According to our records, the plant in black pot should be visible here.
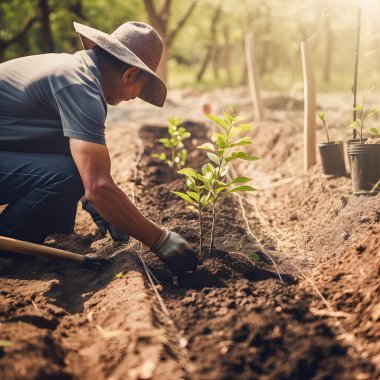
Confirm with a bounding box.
[318,112,346,176]
[348,94,380,195]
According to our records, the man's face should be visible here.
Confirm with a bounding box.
[106,67,149,106]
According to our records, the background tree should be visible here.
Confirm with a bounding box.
[142,0,197,82]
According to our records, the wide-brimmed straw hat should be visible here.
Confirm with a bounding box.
[74,21,167,107]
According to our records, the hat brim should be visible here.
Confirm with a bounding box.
[73,22,167,107]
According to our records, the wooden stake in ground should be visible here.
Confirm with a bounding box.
[245,33,265,120]
[301,40,316,172]
[352,7,362,139]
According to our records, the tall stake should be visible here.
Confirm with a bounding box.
[352,7,361,139]
[301,40,317,173]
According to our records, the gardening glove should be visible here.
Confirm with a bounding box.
[82,200,130,242]
[151,230,198,276]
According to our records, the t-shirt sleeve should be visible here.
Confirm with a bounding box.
[54,84,106,145]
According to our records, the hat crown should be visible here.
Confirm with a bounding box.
[111,22,163,72]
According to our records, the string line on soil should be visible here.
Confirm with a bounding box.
[225,169,284,282]
[228,164,350,335]
[126,129,194,374]
[229,166,374,360]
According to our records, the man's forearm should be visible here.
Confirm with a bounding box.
[85,180,163,247]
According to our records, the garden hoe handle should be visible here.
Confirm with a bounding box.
[0,236,111,271]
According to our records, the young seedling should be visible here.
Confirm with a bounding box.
[173,111,259,256]
[318,112,330,143]
[348,88,378,143]
[151,117,191,177]
[172,168,210,253]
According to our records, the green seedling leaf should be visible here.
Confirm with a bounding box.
[227,185,257,193]
[353,105,363,112]
[231,115,247,123]
[369,127,379,135]
[178,167,198,178]
[115,272,125,279]
[216,185,227,195]
[206,114,229,131]
[197,142,215,152]
[207,152,221,165]
[151,152,167,161]
[187,191,200,202]
[0,340,13,347]
[168,116,182,126]
[223,111,234,123]
[219,164,229,177]
[365,108,378,119]
[202,163,216,177]
[225,152,260,162]
[230,137,253,147]
[229,124,255,138]
[318,111,326,121]
[211,133,227,148]
[348,121,360,130]
[249,253,260,262]
[172,191,194,204]
[153,117,190,175]
[227,176,252,185]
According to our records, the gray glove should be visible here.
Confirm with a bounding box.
[82,200,130,242]
[151,230,198,276]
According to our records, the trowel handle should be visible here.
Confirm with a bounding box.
[0,236,84,264]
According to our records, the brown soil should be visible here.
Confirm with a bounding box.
[0,89,379,380]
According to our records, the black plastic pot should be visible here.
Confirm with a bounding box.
[349,143,380,195]
[346,138,368,170]
[318,141,346,176]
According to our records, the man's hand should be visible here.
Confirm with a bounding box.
[151,230,198,276]
[82,200,130,242]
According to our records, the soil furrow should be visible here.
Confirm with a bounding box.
[134,122,375,380]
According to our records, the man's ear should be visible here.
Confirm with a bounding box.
[122,67,141,84]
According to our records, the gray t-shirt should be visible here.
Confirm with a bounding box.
[0,49,107,155]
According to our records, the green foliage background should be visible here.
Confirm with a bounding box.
[1,0,380,91]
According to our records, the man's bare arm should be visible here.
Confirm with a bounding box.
[69,138,163,247]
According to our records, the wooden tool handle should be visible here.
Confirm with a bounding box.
[0,236,85,264]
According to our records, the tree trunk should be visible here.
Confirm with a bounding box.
[143,0,197,83]
[323,15,333,83]
[196,0,223,82]
[259,3,272,75]
[212,46,221,80]
[223,25,233,87]
[240,38,248,85]
[39,0,55,52]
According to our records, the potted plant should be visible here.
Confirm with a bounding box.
[317,112,346,176]
[348,93,380,194]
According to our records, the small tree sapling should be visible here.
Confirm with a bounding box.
[172,167,210,253]
[317,111,346,176]
[151,117,191,177]
[173,111,259,256]
[318,111,330,143]
[348,89,378,143]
